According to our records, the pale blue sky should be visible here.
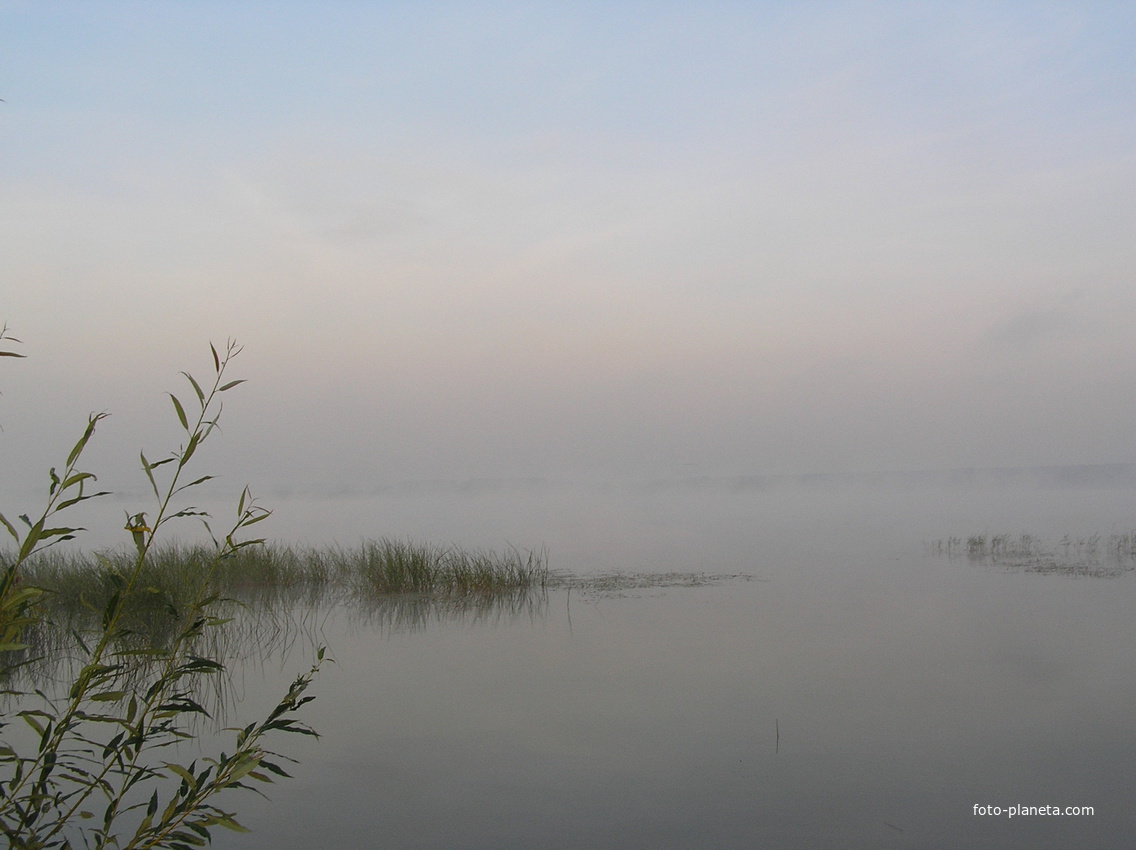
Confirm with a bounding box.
[3,1,1136,500]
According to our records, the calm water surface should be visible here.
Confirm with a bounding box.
[204,478,1136,848]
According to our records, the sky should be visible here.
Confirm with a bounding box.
[3,1,1136,506]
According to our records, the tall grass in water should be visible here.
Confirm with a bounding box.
[350,539,547,594]
[18,539,549,624]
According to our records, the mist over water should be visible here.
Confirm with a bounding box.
[169,469,1136,849]
[23,462,1136,573]
[6,4,1136,843]
[233,464,1136,570]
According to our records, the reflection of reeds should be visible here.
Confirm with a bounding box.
[346,586,550,636]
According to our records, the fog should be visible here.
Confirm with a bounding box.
[3,2,1136,513]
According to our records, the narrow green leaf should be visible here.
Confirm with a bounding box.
[259,759,292,778]
[101,731,125,758]
[2,586,43,609]
[173,475,214,495]
[180,432,201,467]
[216,815,250,832]
[165,762,197,788]
[161,794,181,824]
[102,590,121,631]
[0,512,18,541]
[72,629,91,653]
[66,413,105,467]
[168,508,210,519]
[56,490,111,511]
[16,518,44,561]
[38,525,83,540]
[186,822,211,840]
[62,471,97,488]
[19,712,46,736]
[90,690,127,702]
[169,393,189,430]
[218,379,246,392]
[141,451,160,499]
[157,696,210,716]
[184,656,224,672]
[182,370,205,404]
[210,342,220,372]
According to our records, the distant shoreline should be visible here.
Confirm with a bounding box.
[260,463,1136,497]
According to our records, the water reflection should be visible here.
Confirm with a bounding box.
[10,473,1136,848]
[207,564,1136,850]
[4,578,557,724]
[346,584,549,636]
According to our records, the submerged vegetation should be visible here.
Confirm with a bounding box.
[928,532,1136,578]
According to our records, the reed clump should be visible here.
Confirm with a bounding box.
[18,539,548,624]
[350,539,548,594]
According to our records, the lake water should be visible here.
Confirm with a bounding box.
[183,472,1136,848]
